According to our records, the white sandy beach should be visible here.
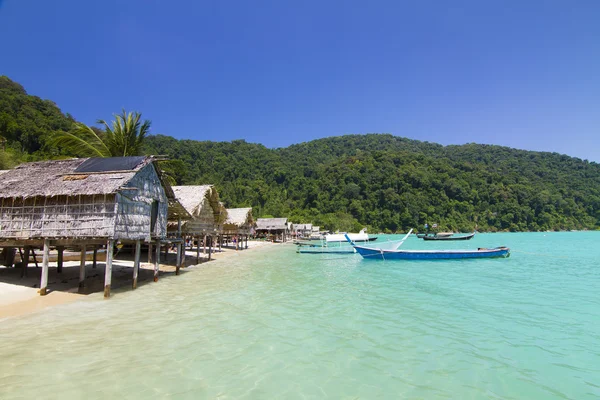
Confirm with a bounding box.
[0,240,277,320]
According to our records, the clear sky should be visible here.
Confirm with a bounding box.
[1,0,599,161]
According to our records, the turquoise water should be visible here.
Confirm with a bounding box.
[1,232,599,399]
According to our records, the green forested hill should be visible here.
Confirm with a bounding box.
[1,76,599,232]
[144,134,600,233]
[0,76,75,167]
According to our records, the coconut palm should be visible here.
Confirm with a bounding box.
[50,110,151,157]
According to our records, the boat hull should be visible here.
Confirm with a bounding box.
[353,246,510,260]
[421,232,475,241]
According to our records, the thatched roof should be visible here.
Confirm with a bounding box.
[0,157,191,219]
[224,208,254,227]
[294,223,312,231]
[171,185,228,224]
[256,218,288,230]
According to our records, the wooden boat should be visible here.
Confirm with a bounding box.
[421,232,475,241]
[351,245,510,260]
[417,232,453,238]
[345,232,510,260]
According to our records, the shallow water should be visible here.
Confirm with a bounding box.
[0,232,599,399]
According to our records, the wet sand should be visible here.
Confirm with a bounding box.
[0,240,276,320]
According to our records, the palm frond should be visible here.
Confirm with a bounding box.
[48,123,111,157]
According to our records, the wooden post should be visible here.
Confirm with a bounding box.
[21,246,30,278]
[133,240,140,289]
[196,236,200,263]
[104,240,114,298]
[203,235,207,255]
[219,235,222,252]
[245,234,248,249]
[176,243,182,275]
[235,235,239,251]
[92,247,97,268]
[57,246,64,273]
[208,236,212,260]
[148,243,153,263]
[40,239,50,296]
[78,244,86,292]
[154,241,160,282]
[176,217,182,273]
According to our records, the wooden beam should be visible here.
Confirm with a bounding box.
[208,236,212,260]
[92,247,97,268]
[104,240,114,298]
[133,240,140,289]
[148,243,153,263]
[40,239,50,296]
[79,245,86,292]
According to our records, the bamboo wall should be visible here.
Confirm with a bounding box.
[0,194,116,239]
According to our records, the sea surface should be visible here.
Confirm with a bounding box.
[0,232,599,399]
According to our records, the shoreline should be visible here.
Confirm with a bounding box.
[0,240,279,320]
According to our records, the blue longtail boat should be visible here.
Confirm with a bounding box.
[345,231,510,260]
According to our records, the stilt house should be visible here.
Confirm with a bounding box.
[0,156,189,297]
[222,207,254,250]
[255,218,289,242]
[169,185,228,261]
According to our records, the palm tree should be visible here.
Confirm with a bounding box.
[50,110,151,157]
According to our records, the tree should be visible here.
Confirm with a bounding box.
[50,110,151,157]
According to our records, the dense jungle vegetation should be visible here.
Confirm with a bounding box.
[2,75,600,232]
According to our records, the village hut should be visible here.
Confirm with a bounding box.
[255,218,289,242]
[293,223,312,238]
[222,207,254,250]
[169,185,228,261]
[0,156,190,297]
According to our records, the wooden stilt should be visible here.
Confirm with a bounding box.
[31,248,39,268]
[236,235,239,251]
[245,234,248,249]
[208,236,212,260]
[57,246,64,273]
[21,246,30,278]
[133,240,141,289]
[154,241,160,282]
[40,239,50,296]
[219,235,222,252]
[196,236,200,263]
[92,247,97,268]
[176,217,182,274]
[176,243,182,275]
[79,245,86,292]
[203,235,207,255]
[148,243,153,263]
[104,240,114,298]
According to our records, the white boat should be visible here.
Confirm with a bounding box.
[325,228,377,243]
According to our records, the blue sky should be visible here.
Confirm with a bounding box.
[1,0,599,161]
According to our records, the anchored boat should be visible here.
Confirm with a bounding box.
[345,230,510,260]
[421,232,476,241]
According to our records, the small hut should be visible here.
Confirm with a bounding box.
[222,207,254,250]
[0,156,189,297]
[255,218,289,242]
[169,185,228,261]
[294,223,312,238]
